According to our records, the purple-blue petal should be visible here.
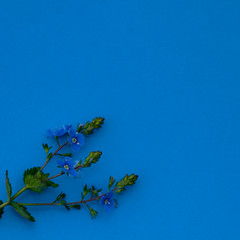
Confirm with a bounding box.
[100,196,106,206]
[106,191,114,199]
[46,129,55,138]
[68,127,77,138]
[63,124,71,131]
[62,167,68,174]
[71,143,81,152]
[55,128,67,137]
[77,133,85,147]
[56,159,65,167]
[108,198,115,209]
[68,169,78,177]
[64,157,75,168]
[104,202,114,212]
[100,191,115,212]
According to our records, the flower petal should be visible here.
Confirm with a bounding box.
[64,157,75,168]
[77,133,85,147]
[56,159,64,167]
[106,191,114,199]
[71,143,81,152]
[100,196,106,206]
[68,169,78,177]
[46,129,55,138]
[108,198,115,209]
[68,127,77,138]
[55,127,67,137]
[63,124,71,131]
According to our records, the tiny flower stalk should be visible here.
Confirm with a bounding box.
[0,117,139,222]
[40,141,69,171]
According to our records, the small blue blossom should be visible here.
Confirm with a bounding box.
[47,125,71,138]
[56,157,77,177]
[67,127,85,152]
[100,191,115,212]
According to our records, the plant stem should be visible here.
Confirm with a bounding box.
[41,141,69,171]
[0,201,9,209]
[18,188,118,207]
[44,172,64,181]
[0,185,29,209]
[55,137,60,147]
[44,164,84,182]
[11,186,28,202]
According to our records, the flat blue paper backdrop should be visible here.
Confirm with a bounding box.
[0,0,240,239]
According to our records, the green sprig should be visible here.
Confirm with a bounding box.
[42,143,52,154]
[5,171,12,202]
[77,151,102,169]
[23,167,58,193]
[11,202,35,222]
[115,174,138,193]
[79,117,105,135]
[0,117,139,222]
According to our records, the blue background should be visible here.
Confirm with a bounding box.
[0,0,239,239]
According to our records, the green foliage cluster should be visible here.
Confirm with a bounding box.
[115,174,138,193]
[11,202,35,222]
[0,117,139,222]
[23,167,58,193]
[78,117,104,135]
[76,151,102,169]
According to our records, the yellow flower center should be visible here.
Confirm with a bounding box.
[64,164,69,170]
[72,138,77,143]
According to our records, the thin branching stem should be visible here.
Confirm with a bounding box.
[41,141,69,171]
[17,188,118,207]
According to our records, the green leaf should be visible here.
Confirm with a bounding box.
[81,185,102,200]
[89,207,98,218]
[64,205,70,210]
[46,152,53,161]
[56,153,72,157]
[42,143,52,154]
[5,171,12,201]
[23,167,58,193]
[11,202,35,222]
[115,188,126,193]
[59,200,67,205]
[90,186,102,198]
[81,151,102,168]
[115,174,138,193]
[75,160,82,168]
[0,201,4,219]
[46,180,59,188]
[81,192,84,201]
[85,203,98,218]
[80,117,104,135]
[108,176,116,191]
[70,204,81,209]
[59,200,70,210]
[83,184,91,196]
[54,192,66,203]
[77,123,83,132]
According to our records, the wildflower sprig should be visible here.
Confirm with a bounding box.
[0,117,138,222]
[76,151,102,169]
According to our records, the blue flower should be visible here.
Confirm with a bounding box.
[56,157,77,177]
[67,127,85,152]
[100,191,115,212]
[47,125,71,138]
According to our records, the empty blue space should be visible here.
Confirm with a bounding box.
[0,0,239,239]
